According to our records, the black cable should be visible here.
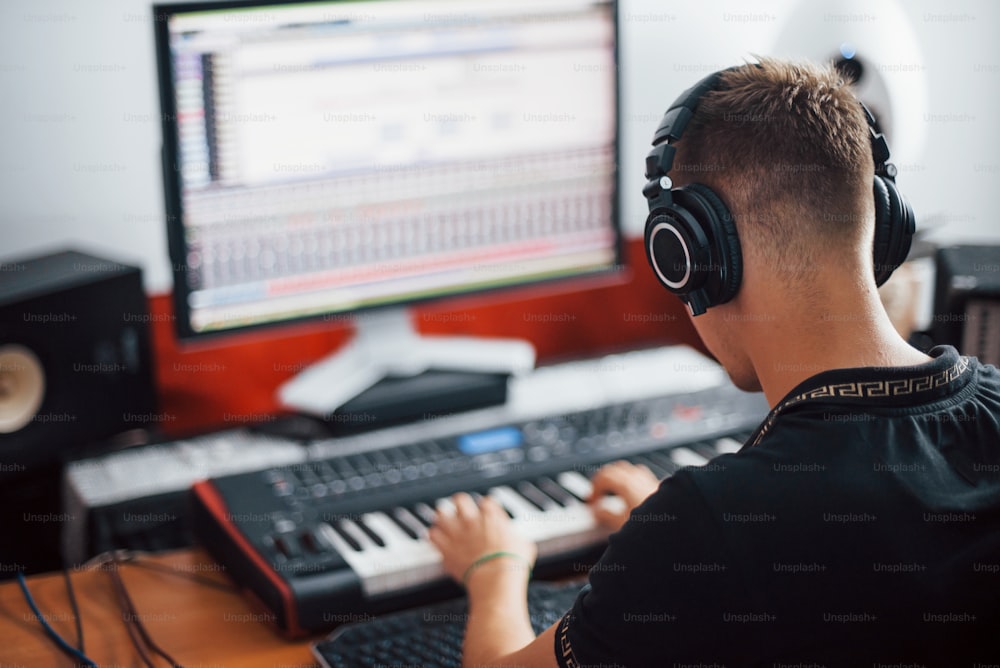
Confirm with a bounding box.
[105,559,158,668]
[15,572,98,668]
[85,549,233,591]
[107,552,186,668]
[123,557,236,592]
[73,548,226,668]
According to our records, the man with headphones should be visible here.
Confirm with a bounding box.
[429,58,1000,666]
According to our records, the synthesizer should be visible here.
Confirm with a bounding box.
[191,379,767,636]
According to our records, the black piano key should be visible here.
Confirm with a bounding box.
[410,503,437,526]
[389,508,422,540]
[689,440,721,461]
[629,454,670,480]
[646,451,680,476]
[354,516,387,547]
[497,502,517,519]
[331,521,363,552]
[271,535,291,559]
[299,531,321,554]
[534,476,574,507]
[517,481,558,511]
[482,491,516,518]
[309,525,337,552]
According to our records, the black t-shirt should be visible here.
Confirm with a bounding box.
[554,346,1000,668]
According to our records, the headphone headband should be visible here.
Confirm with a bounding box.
[642,69,732,212]
[651,70,728,145]
[860,99,898,181]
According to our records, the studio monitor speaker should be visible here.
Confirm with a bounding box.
[0,249,157,477]
[933,245,1000,367]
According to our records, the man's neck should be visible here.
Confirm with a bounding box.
[742,286,933,408]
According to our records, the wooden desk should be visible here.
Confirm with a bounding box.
[0,549,320,667]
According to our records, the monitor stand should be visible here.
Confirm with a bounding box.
[277,308,536,417]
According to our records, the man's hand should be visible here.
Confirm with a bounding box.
[428,493,537,586]
[428,494,556,668]
[589,460,660,531]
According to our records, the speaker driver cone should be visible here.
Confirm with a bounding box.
[0,344,46,433]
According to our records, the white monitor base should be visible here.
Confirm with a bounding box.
[277,309,536,417]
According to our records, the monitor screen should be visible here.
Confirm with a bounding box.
[155,0,621,338]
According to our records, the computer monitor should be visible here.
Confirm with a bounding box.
[154,0,621,414]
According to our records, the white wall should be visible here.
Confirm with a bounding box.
[1,0,997,293]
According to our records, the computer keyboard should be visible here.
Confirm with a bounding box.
[312,580,585,668]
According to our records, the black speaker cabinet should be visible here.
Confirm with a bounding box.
[0,249,157,478]
[933,245,1000,366]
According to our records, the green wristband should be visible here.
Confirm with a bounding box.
[461,551,532,587]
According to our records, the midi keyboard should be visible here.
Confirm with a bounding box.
[191,370,767,635]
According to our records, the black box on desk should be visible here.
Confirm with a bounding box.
[933,245,1000,366]
[0,249,158,476]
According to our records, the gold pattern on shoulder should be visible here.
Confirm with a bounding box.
[750,357,970,447]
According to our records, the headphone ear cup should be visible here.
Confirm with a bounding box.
[677,183,743,305]
[644,207,712,295]
[872,176,914,286]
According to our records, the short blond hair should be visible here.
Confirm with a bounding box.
[672,57,875,279]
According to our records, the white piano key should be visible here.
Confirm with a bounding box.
[489,479,605,551]
[556,470,594,501]
[435,497,457,517]
[595,495,627,516]
[554,470,626,523]
[713,437,743,455]
[362,512,442,591]
[489,485,543,521]
[320,517,440,597]
[525,495,608,556]
[670,447,710,468]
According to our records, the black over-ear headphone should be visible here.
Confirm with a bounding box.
[642,66,916,316]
